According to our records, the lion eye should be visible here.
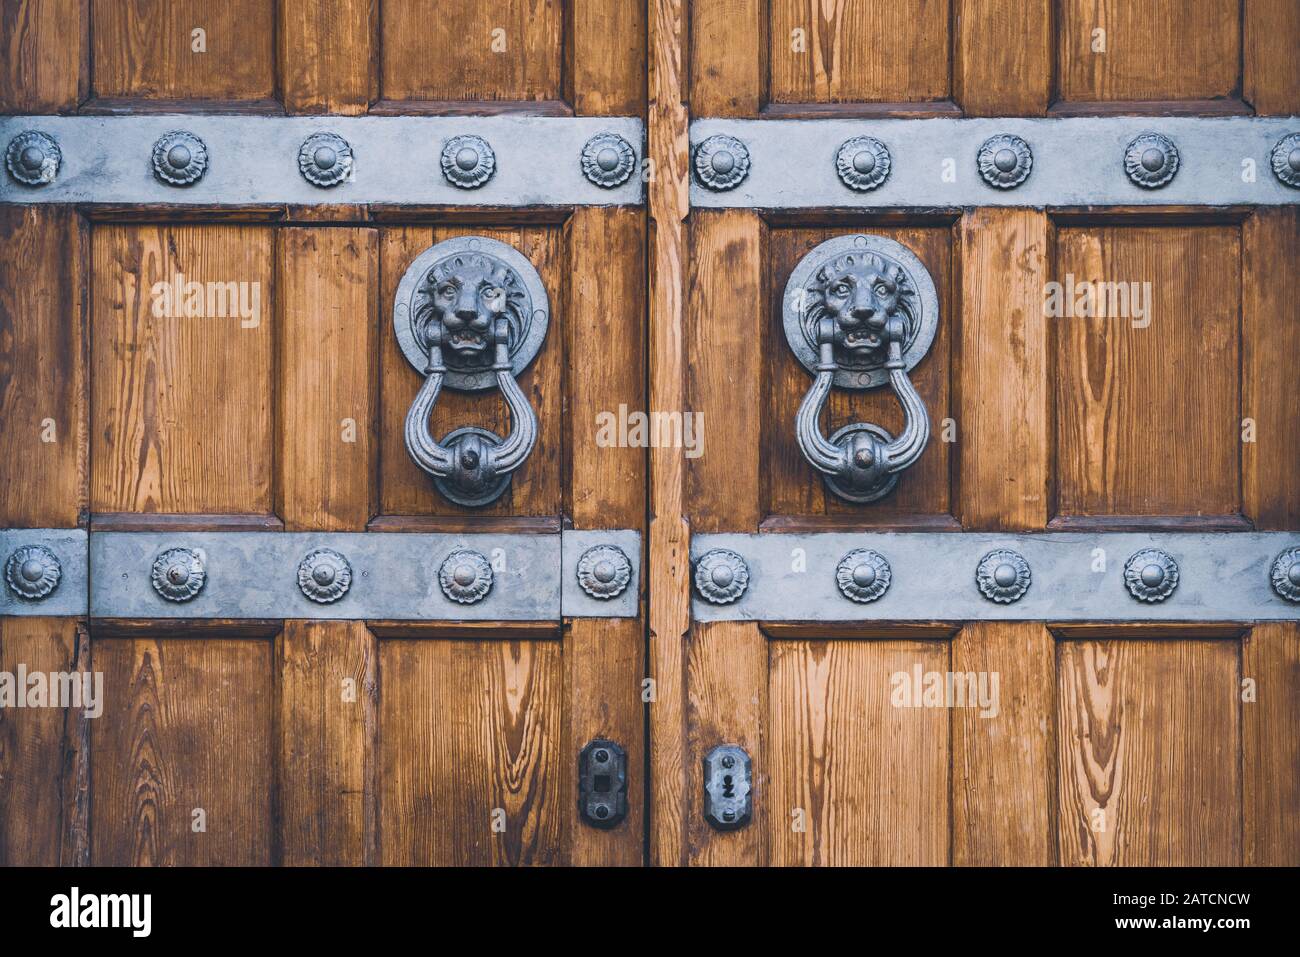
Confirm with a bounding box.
[483,286,502,299]
[874,281,892,295]
[831,282,851,297]
[437,283,456,298]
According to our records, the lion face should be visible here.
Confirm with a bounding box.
[803,252,919,367]
[415,253,530,367]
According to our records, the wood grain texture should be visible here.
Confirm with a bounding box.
[0,617,89,866]
[91,225,275,515]
[0,207,87,528]
[571,0,645,115]
[380,0,562,104]
[1056,638,1241,866]
[1242,622,1300,866]
[1056,0,1239,104]
[766,226,952,522]
[1243,208,1300,529]
[690,0,763,116]
[277,227,378,531]
[768,638,949,866]
[379,639,564,865]
[954,0,1050,115]
[952,622,1055,865]
[957,210,1049,529]
[1053,225,1240,520]
[279,620,377,866]
[1245,0,1300,114]
[91,0,275,102]
[768,0,949,105]
[378,224,563,520]
[0,0,87,111]
[91,636,275,866]
[279,0,376,114]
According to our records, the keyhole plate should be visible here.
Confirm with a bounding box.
[703,744,752,831]
[579,738,628,829]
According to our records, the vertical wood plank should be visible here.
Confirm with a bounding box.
[1244,0,1300,114]
[277,227,378,531]
[1243,208,1300,529]
[957,209,1049,530]
[279,620,377,866]
[954,0,1050,115]
[0,207,87,528]
[0,0,87,111]
[952,622,1055,865]
[690,0,763,116]
[1242,622,1300,866]
[571,0,645,115]
[279,0,376,114]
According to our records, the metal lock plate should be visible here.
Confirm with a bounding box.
[703,744,752,831]
[578,739,628,829]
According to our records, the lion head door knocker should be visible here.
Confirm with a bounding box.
[782,234,937,503]
[394,236,549,507]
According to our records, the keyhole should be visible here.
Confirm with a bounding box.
[721,774,735,798]
[594,773,611,794]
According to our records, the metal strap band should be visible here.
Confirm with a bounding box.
[692,532,1300,622]
[0,115,643,207]
[0,528,88,617]
[691,116,1300,208]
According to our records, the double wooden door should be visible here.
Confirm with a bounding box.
[1,0,1297,867]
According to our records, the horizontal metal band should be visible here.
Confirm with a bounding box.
[0,529,88,617]
[0,115,643,206]
[691,116,1300,208]
[691,532,1300,622]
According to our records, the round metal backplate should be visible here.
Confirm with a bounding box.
[823,422,899,503]
[782,234,939,390]
[433,426,513,507]
[393,235,549,392]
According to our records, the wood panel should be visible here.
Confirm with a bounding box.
[1053,225,1240,520]
[571,0,645,115]
[378,638,565,865]
[279,620,377,866]
[768,638,949,866]
[91,0,276,104]
[279,0,376,114]
[765,226,953,522]
[277,227,378,531]
[954,0,1050,115]
[952,622,1055,865]
[957,210,1049,530]
[0,207,87,528]
[689,0,763,116]
[91,636,275,866]
[378,224,564,520]
[91,225,275,516]
[380,0,563,105]
[1056,0,1239,106]
[1242,622,1300,865]
[1056,638,1241,866]
[0,0,87,111]
[1245,0,1300,114]
[0,617,89,866]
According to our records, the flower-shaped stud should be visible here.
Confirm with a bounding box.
[1123,548,1179,602]
[4,544,62,600]
[297,548,352,603]
[577,544,633,600]
[835,136,891,192]
[1270,547,1300,603]
[1270,133,1300,189]
[835,548,891,603]
[1124,132,1179,189]
[441,134,495,189]
[152,131,208,186]
[977,134,1032,189]
[581,132,637,189]
[298,132,353,188]
[976,549,1031,603]
[694,549,749,604]
[5,131,61,186]
[151,546,206,602]
[693,134,750,191]
[438,549,493,604]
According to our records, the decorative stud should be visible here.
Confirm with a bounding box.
[298,132,353,188]
[1270,547,1300,603]
[5,131,61,186]
[1124,132,1179,189]
[835,135,891,192]
[977,133,1032,189]
[976,549,1031,603]
[297,548,352,604]
[693,134,750,191]
[441,134,495,189]
[4,544,62,600]
[438,549,493,604]
[580,132,636,189]
[1269,133,1300,189]
[151,546,206,602]
[835,548,891,603]
[694,549,749,604]
[577,544,633,600]
[152,131,208,186]
[1123,548,1179,602]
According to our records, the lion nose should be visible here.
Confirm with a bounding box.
[453,307,480,324]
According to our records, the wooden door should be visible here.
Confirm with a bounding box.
[648,1,1300,866]
[1,0,645,866]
